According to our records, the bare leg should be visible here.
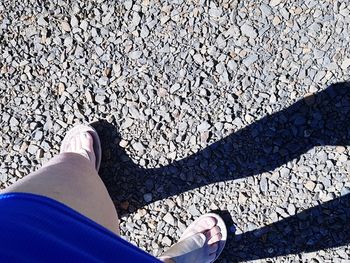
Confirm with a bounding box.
[2,132,120,234]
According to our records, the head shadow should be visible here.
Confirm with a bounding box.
[92,81,350,261]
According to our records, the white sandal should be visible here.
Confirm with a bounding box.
[160,213,227,263]
[60,124,102,171]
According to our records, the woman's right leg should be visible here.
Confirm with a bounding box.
[2,132,120,234]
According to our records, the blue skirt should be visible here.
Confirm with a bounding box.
[0,193,160,262]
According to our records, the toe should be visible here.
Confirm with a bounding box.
[208,232,222,245]
[194,217,217,233]
[205,226,221,240]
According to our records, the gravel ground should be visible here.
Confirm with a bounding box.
[1,0,350,262]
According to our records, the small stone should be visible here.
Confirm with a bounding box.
[95,95,106,104]
[122,118,134,129]
[209,6,222,17]
[157,87,168,97]
[200,131,209,143]
[129,51,142,60]
[66,85,77,94]
[85,90,93,103]
[37,16,48,26]
[163,213,175,226]
[162,236,172,246]
[170,83,181,94]
[305,181,316,191]
[19,141,29,154]
[188,205,200,217]
[197,121,211,132]
[339,154,348,162]
[70,15,79,27]
[341,187,350,196]
[27,144,39,155]
[61,21,71,32]
[124,0,133,10]
[140,26,149,38]
[280,167,290,178]
[143,193,152,202]
[36,148,44,159]
[160,16,170,25]
[58,83,65,95]
[272,16,281,26]
[241,23,257,38]
[341,58,350,69]
[33,130,43,141]
[119,139,128,147]
[238,192,247,204]
[10,117,19,127]
[193,53,204,64]
[336,146,346,153]
[287,204,296,215]
[97,77,109,86]
[132,142,145,152]
[131,12,141,27]
[39,57,49,68]
[270,0,282,7]
[260,176,268,192]
[243,54,258,67]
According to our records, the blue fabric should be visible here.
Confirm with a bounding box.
[0,193,161,263]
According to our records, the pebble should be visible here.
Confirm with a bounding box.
[129,51,142,60]
[287,203,296,215]
[197,121,211,132]
[341,58,350,69]
[270,0,282,7]
[61,21,71,32]
[243,54,258,67]
[140,26,150,38]
[163,213,175,226]
[279,167,290,178]
[170,83,181,94]
[143,193,152,202]
[19,141,29,154]
[162,236,172,246]
[27,144,39,155]
[37,16,48,26]
[132,142,145,152]
[241,23,257,38]
[193,54,204,64]
[259,176,268,192]
[124,0,133,10]
[95,94,106,104]
[122,118,134,129]
[9,117,19,127]
[305,181,316,191]
[188,205,200,217]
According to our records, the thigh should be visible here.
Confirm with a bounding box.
[3,152,120,234]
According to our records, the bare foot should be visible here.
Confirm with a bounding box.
[61,131,96,167]
[159,214,226,263]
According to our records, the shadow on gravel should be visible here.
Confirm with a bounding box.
[92,81,350,261]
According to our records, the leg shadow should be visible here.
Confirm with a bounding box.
[92,81,350,259]
[227,193,350,262]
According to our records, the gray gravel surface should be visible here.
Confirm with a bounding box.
[1,0,350,262]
